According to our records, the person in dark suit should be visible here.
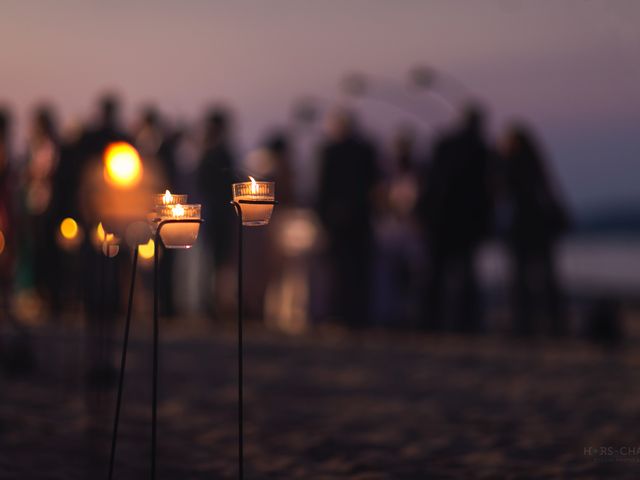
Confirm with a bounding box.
[500,123,569,336]
[317,109,379,328]
[197,107,236,317]
[418,105,493,333]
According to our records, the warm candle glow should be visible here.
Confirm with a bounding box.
[172,204,185,217]
[96,222,106,242]
[60,217,78,239]
[0,230,5,255]
[163,190,173,204]
[232,178,275,226]
[249,175,258,194]
[155,203,201,249]
[104,142,143,189]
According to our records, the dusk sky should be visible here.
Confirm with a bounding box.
[1,0,639,213]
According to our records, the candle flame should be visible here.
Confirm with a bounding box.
[96,222,106,242]
[172,203,185,217]
[249,176,258,194]
[163,189,173,204]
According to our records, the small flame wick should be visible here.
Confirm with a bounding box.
[248,176,258,194]
[172,203,185,217]
[163,189,173,204]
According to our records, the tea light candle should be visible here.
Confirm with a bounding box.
[156,203,201,249]
[154,189,188,207]
[232,176,275,226]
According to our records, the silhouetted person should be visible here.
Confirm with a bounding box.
[263,133,295,206]
[499,124,569,336]
[317,110,379,328]
[46,119,87,316]
[0,109,15,312]
[197,107,236,317]
[374,126,422,327]
[79,94,129,386]
[81,93,131,161]
[135,106,179,185]
[418,105,493,333]
[54,120,84,225]
[23,106,62,315]
[134,106,177,315]
[0,108,35,374]
[247,132,297,319]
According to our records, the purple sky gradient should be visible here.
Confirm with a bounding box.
[1,0,639,212]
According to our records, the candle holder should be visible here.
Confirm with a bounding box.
[230,179,277,479]
[153,204,202,249]
[107,193,203,480]
[232,178,275,226]
[153,190,188,206]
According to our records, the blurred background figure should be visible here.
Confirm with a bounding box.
[0,108,16,321]
[55,119,84,225]
[0,106,34,374]
[134,105,180,188]
[76,94,131,386]
[246,131,321,332]
[134,106,178,315]
[197,107,236,318]
[244,133,296,318]
[418,105,493,333]
[499,123,570,337]
[81,93,130,161]
[373,126,423,327]
[22,106,61,317]
[317,109,379,328]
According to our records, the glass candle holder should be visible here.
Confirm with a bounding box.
[155,203,201,249]
[154,190,188,207]
[232,179,275,226]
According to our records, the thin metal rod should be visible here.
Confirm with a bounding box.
[108,247,139,480]
[237,205,244,480]
[152,233,160,480]
[148,219,201,480]
[236,199,278,205]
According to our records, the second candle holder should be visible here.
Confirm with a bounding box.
[154,204,202,249]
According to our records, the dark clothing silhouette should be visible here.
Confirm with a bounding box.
[418,120,493,333]
[501,126,569,336]
[197,142,235,269]
[317,134,378,327]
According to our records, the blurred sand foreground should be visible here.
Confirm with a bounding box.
[1,320,640,479]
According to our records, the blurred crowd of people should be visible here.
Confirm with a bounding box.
[316,105,570,337]
[0,92,572,348]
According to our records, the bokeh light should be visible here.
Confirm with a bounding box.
[103,142,142,188]
[138,238,155,259]
[96,222,106,243]
[101,232,120,257]
[59,217,78,239]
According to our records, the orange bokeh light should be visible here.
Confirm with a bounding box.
[60,217,78,239]
[103,142,143,188]
[138,238,155,259]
